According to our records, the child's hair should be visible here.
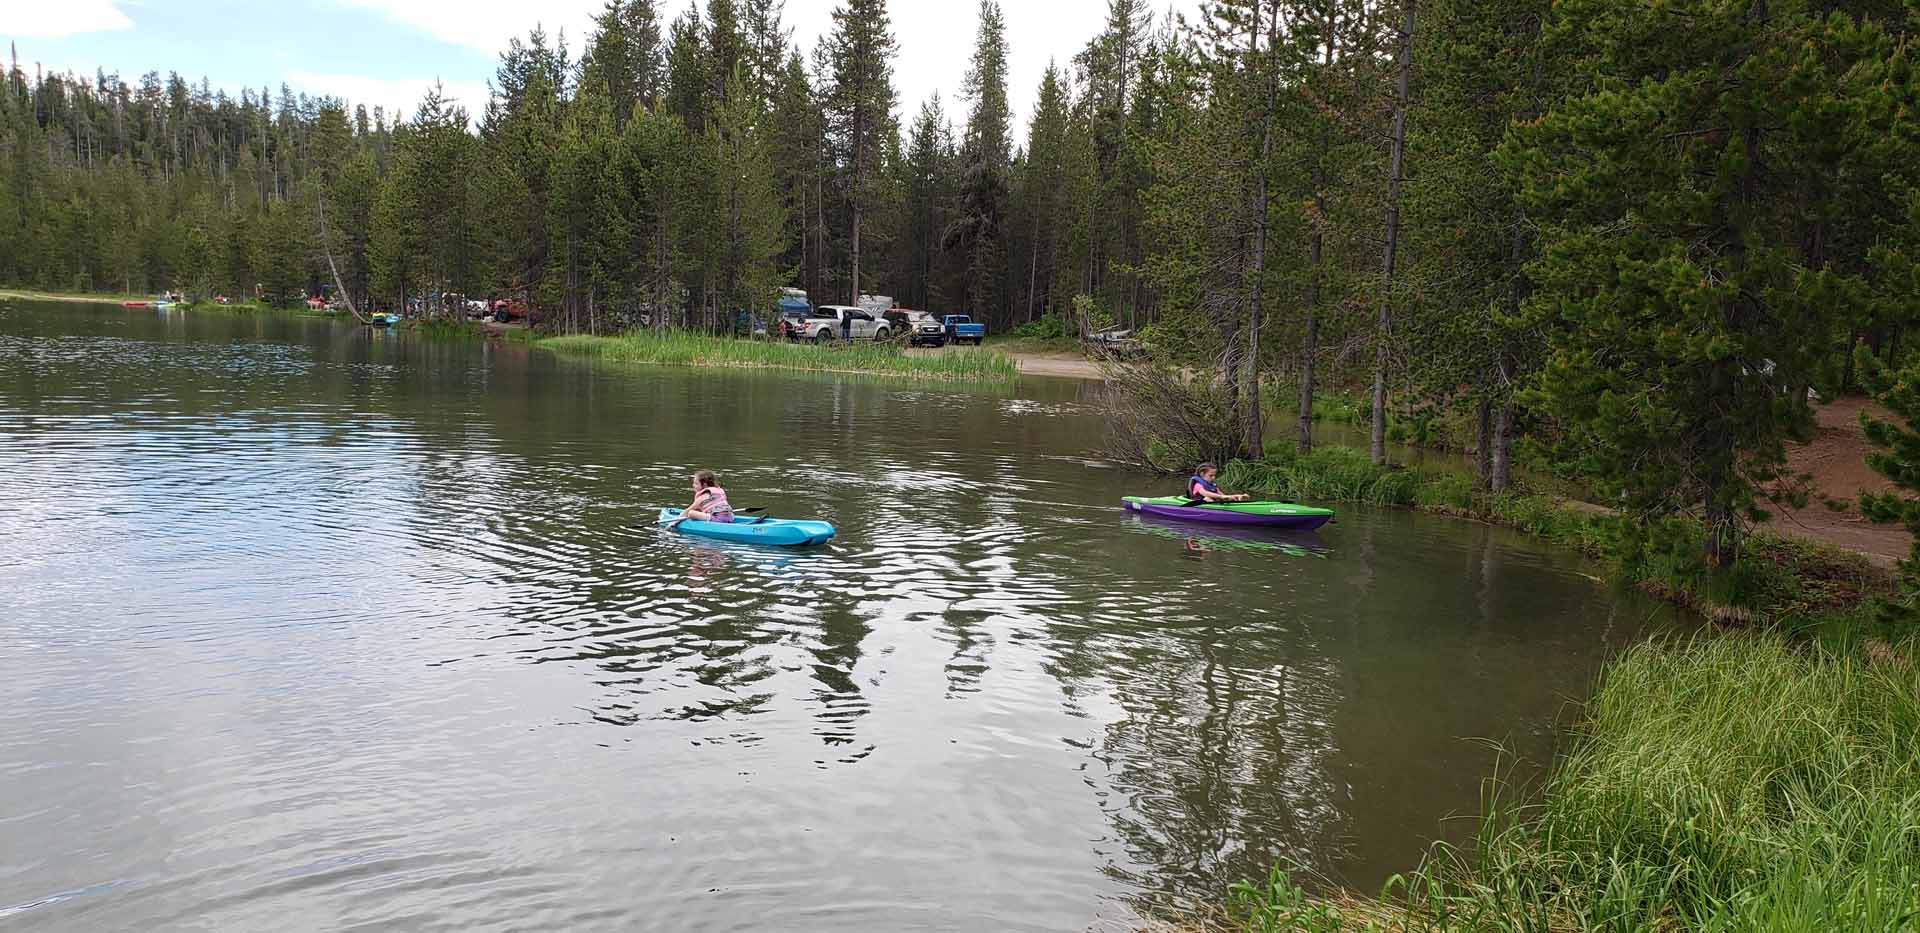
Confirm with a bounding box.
[694,469,719,488]
[1194,462,1218,475]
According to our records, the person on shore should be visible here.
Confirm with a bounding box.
[669,470,736,527]
[1188,463,1249,503]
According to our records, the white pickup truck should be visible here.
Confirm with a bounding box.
[786,305,892,343]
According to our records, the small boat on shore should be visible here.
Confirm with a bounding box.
[369,311,399,326]
[1122,496,1335,530]
[658,508,835,547]
[121,300,150,308]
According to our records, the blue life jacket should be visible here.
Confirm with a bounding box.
[1189,475,1220,498]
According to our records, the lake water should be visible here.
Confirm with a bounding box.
[0,300,1673,930]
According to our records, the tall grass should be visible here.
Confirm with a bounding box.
[543,330,1019,382]
[1221,444,1893,627]
[1228,635,1920,932]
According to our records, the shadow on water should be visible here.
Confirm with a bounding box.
[0,300,1681,930]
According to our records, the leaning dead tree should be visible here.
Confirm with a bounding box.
[315,192,370,324]
[1099,361,1253,474]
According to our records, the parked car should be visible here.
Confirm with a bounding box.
[902,311,947,347]
[943,314,986,345]
[1087,326,1146,360]
[490,298,530,323]
[788,305,892,343]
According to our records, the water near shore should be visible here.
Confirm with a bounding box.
[0,300,1676,930]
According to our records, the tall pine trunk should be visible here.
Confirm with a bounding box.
[1241,0,1275,461]
[1299,14,1337,456]
[1475,397,1493,487]
[1491,393,1513,492]
[1372,0,1414,466]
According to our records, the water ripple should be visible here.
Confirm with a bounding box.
[0,302,1678,930]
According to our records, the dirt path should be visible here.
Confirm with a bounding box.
[1764,396,1909,565]
[902,346,1105,379]
[1006,350,1104,380]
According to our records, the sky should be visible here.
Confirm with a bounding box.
[2,0,1200,132]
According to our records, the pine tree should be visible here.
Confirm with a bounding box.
[950,0,1012,324]
[742,0,791,108]
[708,73,789,324]
[665,6,708,132]
[902,95,957,311]
[582,1,642,126]
[1503,0,1906,565]
[768,53,822,298]
[824,0,898,303]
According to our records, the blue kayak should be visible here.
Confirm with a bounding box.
[658,508,836,547]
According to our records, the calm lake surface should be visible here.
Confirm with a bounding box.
[0,300,1675,930]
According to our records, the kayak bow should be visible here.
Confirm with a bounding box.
[1121,496,1334,530]
[658,508,836,547]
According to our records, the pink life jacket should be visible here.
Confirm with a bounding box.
[696,486,734,519]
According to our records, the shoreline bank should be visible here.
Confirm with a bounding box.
[1203,445,1914,933]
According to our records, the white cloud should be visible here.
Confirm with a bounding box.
[2,0,134,39]
[332,0,600,59]
[285,71,494,124]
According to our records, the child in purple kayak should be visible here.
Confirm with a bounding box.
[669,469,737,527]
[1188,463,1249,503]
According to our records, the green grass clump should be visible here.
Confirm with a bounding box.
[1522,635,1920,930]
[1222,444,1896,628]
[1225,446,1425,505]
[1227,635,1920,932]
[544,330,1019,382]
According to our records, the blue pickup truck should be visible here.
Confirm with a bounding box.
[943,315,985,346]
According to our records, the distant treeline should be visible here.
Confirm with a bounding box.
[5,0,1920,563]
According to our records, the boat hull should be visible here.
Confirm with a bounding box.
[1122,496,1334,530]
[658,508,836,547]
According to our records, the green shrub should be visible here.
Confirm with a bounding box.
[1413,472,1475,510]
[1007,312,1066,340]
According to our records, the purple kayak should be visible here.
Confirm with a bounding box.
[1122,496,1335,530]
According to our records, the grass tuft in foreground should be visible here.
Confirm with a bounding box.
[1224,635,1920,932]
[543,330,1019,382]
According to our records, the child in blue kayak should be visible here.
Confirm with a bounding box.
[669,469,737,527]
[1188,463,1250,503]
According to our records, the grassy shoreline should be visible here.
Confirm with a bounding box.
[544,330,1021,382]
[1,288,150,304]
[1207,446,1915,932]
[1221,633,1920,933]
[1223,445,1894,631]
[2,288,302,316]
